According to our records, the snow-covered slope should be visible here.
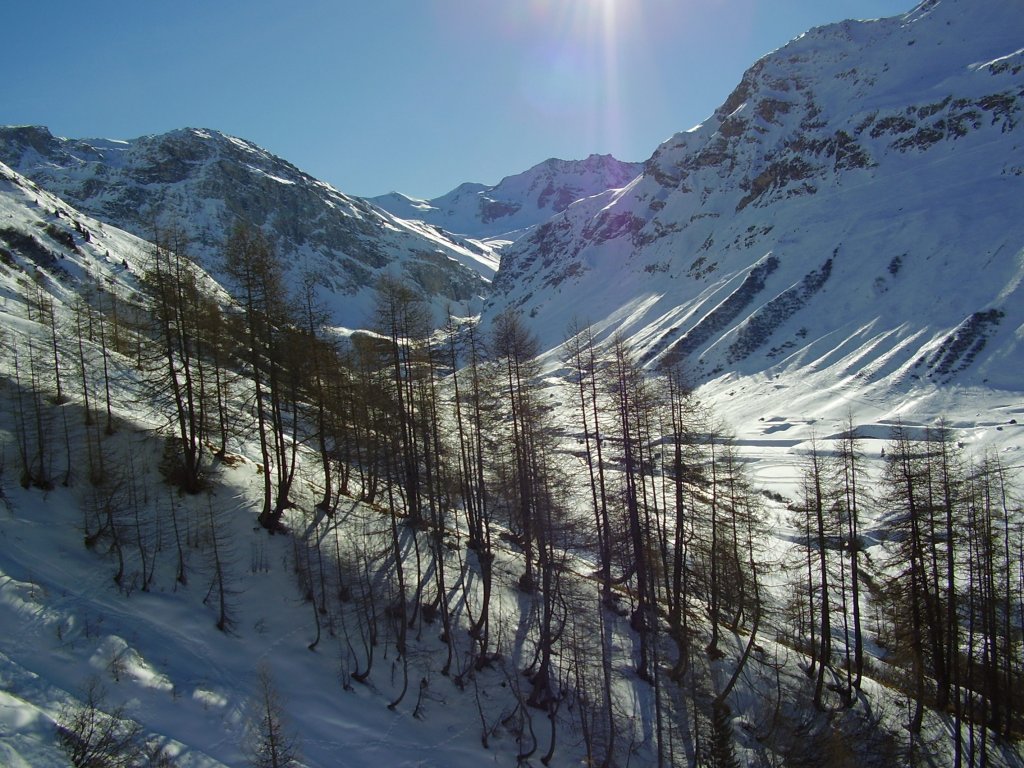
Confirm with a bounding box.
[0,161,162,310]
[486,0,1024,412]
[0,162,512,768]
[370,154,643,242]
[2,156,1021,768]
[4,3,1024,764]
[0,126,498,329]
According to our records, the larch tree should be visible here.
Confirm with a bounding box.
[222,221,294,531]
[243,664,301,768]
[141,226,205,493]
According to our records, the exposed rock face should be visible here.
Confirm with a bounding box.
[0,126,496,328]
[370,154,644,241]
[483,0,1024,392]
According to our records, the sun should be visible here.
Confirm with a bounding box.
[580,0,626,145]
[431,0,635,151]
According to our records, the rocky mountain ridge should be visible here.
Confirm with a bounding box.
[484,0,1024,401]
[0,125,497,328]
[370,153,643,242]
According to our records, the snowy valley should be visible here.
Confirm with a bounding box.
[1,1,1024,766]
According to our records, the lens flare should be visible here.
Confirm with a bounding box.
[428,0,641,156]
[514,0,628,150]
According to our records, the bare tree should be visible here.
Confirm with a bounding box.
[490,309,542,592]
[139,227,207,492]
[243,664,301,768]
[564,319,613,603]
[56,677,146,768]
[204,496,237,632]
[222,222,294,531]
[834,417,866,696]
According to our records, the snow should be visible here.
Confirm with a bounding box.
[482,0,1024,416]
[246,166,297,186]
[1,2,1023,764]
[0,445,536,766]
[0,127,499,333]
[1,153,1023,766]
[0,167,603,766]
[370,155,644,241]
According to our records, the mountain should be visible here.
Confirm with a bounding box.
[0,161,509,768]
[0,159,164,306]
[485,0,1024,406]
[369,154,643,242]
[4,4,1024,768]
[0,126,498,329]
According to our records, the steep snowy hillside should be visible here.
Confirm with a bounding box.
[487,0,1024,411]
[0,162,168,311]
[0,126,497,329]
[370,154,643,242]
[3,2,1024,761]
[0,162,525,768]
[3,154,1022,768]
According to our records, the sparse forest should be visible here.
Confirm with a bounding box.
[1,219,1021,768]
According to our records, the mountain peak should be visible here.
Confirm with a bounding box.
[0,125,497,328]
[484,0,1024,397]
[371,154,643,240]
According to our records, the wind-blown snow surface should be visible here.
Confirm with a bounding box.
[370,154,643,242]
[0,126,498,329]
[487,0,1024,429]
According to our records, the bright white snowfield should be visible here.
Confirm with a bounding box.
[2,1,1024,766]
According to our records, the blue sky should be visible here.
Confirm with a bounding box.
[1,1,910,199]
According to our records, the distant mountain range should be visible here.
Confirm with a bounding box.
[369,154,643,242]
[0,126,646,328]
[0,126,498,328]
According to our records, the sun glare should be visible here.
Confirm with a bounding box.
[583,0,625,152]
[517,0,630,148]
[431,0,636,153]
